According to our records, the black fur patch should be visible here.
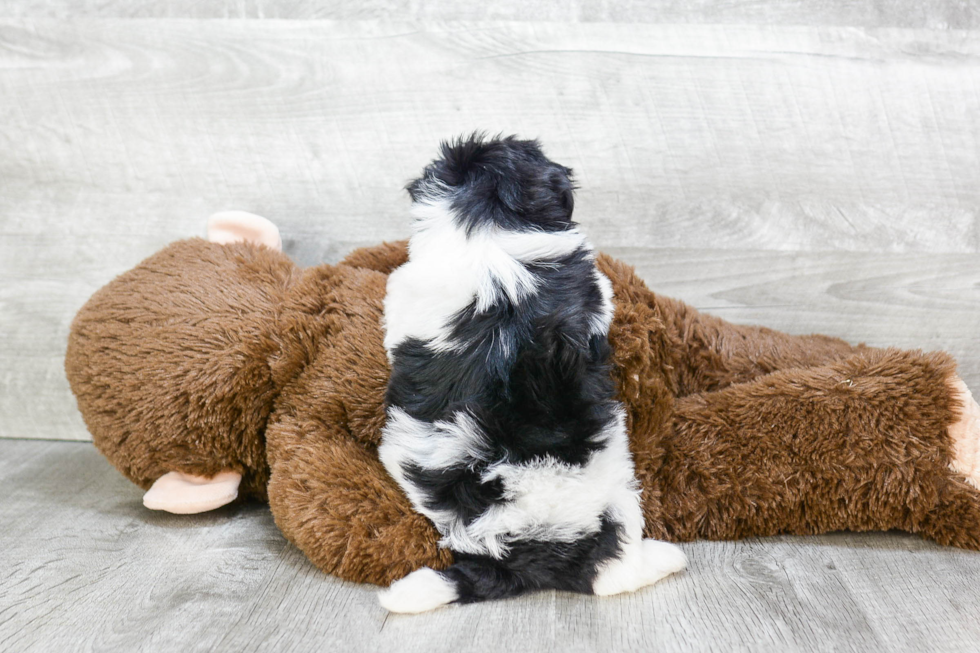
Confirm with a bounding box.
[441,516,625,603]
[405,132,576,234]
[385,248,616,467]
[386,247,618,523]
[402,463,505,527]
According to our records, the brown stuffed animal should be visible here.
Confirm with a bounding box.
[65,213,980,587]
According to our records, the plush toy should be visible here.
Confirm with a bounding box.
[65,212,980,587]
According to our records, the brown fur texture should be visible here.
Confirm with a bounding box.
[66,239,978,586]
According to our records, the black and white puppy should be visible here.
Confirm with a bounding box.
[378,134,686,613]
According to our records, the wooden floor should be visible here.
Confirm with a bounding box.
[1,438,979,652]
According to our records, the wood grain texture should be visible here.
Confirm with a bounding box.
[610,247,980,388]
[2,439,980,652]
[1,19,979,441]
[2,21,979,256]
[1,1,978,28]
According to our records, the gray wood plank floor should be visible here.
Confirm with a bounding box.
[2,438,980,653]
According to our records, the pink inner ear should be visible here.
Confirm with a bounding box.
[207,211,282,252]
[948,377,980,489]
[143,471,242,515]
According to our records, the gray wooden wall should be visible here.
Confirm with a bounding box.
[2,3,979,440]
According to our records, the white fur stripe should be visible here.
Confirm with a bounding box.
[381,407,644,560]
[383,199,590,356]
[380,408,491,472]
[590,269,615,335]
[494,228,587,263]
[435,408,644,558]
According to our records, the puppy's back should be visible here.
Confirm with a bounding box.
[379,135,686,613]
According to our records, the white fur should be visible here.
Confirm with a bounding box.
[379,408,492,526]
[590,269,615,335]
[381,405,644,560]
[383,199,588,356]
[494,228,587,262]
[464,409,641,552]
[592,539,687,596]
[378,568,458,614]
[381,407,491,471]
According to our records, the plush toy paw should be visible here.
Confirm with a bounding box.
[948,376,980,489]
[592,539,687,596]
[143,471,242,514]
[207,210,282,251]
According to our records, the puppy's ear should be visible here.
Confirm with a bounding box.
[437,132,490,187]
[550,166,575,219]
[560,186,574,217]
[406,133,491,203]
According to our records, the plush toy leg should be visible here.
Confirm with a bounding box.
[663,296,867,394]
[207,210,282,251]
[266,419,453,586]
[143,470,242,514]
[594,255,867,398]
[647,348,980,550]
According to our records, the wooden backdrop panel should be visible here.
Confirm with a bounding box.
[1,19,979,439]
[1,1,978,28]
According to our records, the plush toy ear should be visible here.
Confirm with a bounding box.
[143,470,242,514]
[207,211,282,251]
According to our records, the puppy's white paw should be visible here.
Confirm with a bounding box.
[378,568,458,614]
[642,539,688,578]
[592,539,687,596]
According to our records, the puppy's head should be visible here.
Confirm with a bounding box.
[407,133,576,233]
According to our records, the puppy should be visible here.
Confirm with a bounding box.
[378,134,686,613]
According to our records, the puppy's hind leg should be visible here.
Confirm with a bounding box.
[379,558,527,614]
[378,567,460,614]
[592,539,687,596]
